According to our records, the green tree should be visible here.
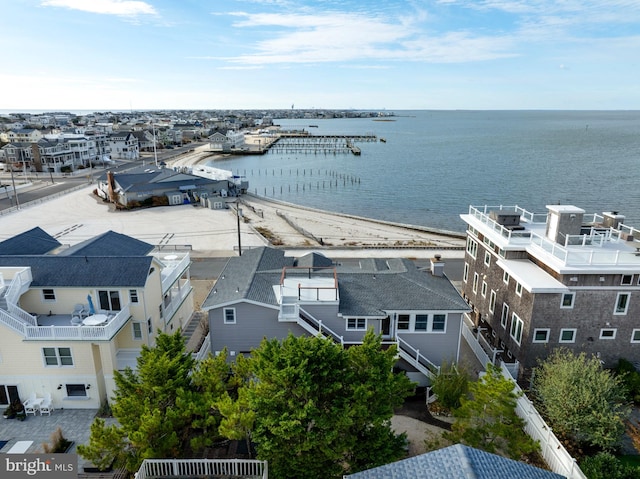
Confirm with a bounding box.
[533,349,629,451]
[580,452,640,479]
[78,331,231,473]
[445,363,539,460]
[247,330,413,479]
[431,360,470,411]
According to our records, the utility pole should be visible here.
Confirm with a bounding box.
[236,204,243,256]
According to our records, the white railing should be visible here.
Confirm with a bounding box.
[467,205,535,243]
[163,280,192,323]
[296,308,344,345]
[161,254,191,293]
[193,333,211,361]
[0,272,5,295]
[530,233,638,266]
[396,336,439,380]
[461,321,491,368]
[499,364,586,479]
[6,268,33,305]
[16,304,132,341]
[135,458,268,479]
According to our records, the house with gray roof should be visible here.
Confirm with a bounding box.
[96,165,239,207]
[0,228,194,410]
[345,444,565,479]
[202,247,470,384]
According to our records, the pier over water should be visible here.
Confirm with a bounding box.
[244,130,376,156]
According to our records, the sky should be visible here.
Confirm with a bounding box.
[1,0,640,111]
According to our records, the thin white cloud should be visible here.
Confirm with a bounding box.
[41,0,157,16]
[219,11,513,66]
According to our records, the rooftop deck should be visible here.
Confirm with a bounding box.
[463,205,640,271]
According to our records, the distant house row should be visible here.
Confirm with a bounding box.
[0,126,252,174]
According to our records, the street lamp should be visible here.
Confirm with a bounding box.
[236,205,243,256]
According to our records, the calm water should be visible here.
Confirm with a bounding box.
[209,111,640,232]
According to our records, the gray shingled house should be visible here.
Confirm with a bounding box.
[202,247,470,384]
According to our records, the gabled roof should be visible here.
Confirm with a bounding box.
[201,246,469,315]
[345,444,565,479]
[58,230,154,257]
[0,256,153,287]
[0,227,61,255]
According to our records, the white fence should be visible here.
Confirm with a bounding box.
[499,364,587,479]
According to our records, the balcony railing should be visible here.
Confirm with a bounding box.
[467,205,535,243]
[1,304,132,341]
[135,459,268,479]
[162,279,192,323]
[396,336,439,380]
[160,254,191,293]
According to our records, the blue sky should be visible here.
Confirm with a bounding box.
[2,0,640,111]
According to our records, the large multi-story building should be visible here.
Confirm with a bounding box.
[460,204,640,376]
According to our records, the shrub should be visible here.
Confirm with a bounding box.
[431,360,469,412]
[580,452,640,479]
[43,427,72,453]
[615,358,640,404]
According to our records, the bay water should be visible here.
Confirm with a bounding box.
[209,111,640,233]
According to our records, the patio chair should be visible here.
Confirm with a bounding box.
[24,392,39,416]
[73,303,87,318]
[39,393,53,416]
[70,315,83,326]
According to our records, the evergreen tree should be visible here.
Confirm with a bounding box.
[445,363,539,460]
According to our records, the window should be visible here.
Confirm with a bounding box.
[489,290,496,313]
[484,251,491,267]
[559,328,576,343]
[42,347,73,367]
[615,293,630,314]
[503,270,510,285]
[98,290,121,311]
[466,238,478,258]
[510,313,523,345]
[432,314,446,332]
[621,274,634,285]
[481,281,487,298]
[346,318,366,330]
[533,328,550,343]
[65,384,87,397]
[414,314,428,331]
[129,289,139,303]
[515,282,523,296]
[224,308,236,324]
[501,303,509,329]
[599,328,616,339]
[632,329,640,343]
[132,322,143,340]
[561,293,575,309]
[397,314,410,330]
[42,289,56,301]
[472,273,479,294]
[463,263,469,283]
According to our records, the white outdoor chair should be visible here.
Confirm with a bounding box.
[73,303,87,318]
[71,315,83,326]
[39,393,53,416]
[24,392,39,416]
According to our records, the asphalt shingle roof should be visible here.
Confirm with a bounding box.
[201,246,469,315]
[0,256,153,287]
[58,230,154,257]
[0,227,61,255]
[345,444,566,479]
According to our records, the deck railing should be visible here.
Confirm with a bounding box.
[162,279,192,323]
[160,254,191,293]
[396,336,439,379]
[2,304,133,341]
[135,458,268,479]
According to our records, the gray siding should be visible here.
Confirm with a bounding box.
[398,313,463,364]
[209,302,308,355]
